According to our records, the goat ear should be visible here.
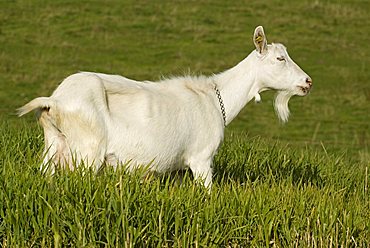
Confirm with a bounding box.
[253,26,268,55]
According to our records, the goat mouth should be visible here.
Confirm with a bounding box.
[298,86,311,95]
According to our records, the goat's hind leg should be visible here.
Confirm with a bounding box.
[38,107,106,174]
[38,108,73,174]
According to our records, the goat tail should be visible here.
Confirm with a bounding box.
[17,97,56,117]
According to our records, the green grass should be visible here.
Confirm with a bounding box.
[1,0,369,246]
[1,122,369,247]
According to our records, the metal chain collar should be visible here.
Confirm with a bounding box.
[214,85,226,127]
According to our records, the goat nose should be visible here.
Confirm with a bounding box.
[306,77,313,87]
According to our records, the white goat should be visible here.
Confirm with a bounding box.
[18,26,312,187]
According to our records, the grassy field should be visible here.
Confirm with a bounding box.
[1,122,369,247]
[1,0,369,246]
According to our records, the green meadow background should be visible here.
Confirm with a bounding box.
[0,0,369,247]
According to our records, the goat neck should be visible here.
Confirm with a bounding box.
[213,52,261,126]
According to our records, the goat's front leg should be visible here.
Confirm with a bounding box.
[188,158,213,189]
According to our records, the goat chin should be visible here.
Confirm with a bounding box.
[274,91,292,123]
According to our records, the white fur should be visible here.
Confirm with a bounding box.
[18,26,311,188]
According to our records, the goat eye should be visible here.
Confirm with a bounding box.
[277,56,286,62]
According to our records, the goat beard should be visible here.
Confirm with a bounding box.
[274,91,293,123]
